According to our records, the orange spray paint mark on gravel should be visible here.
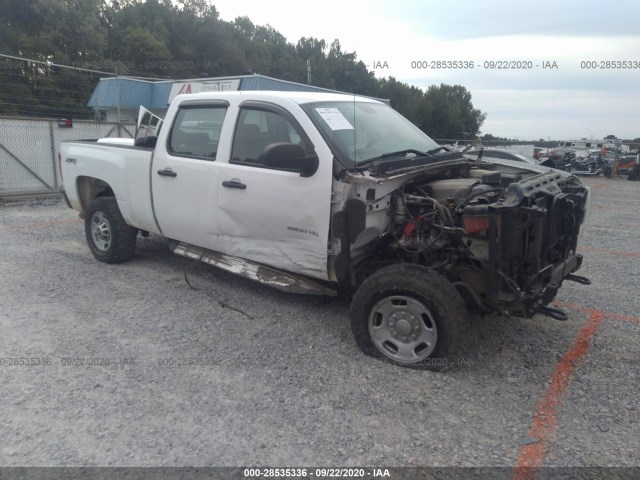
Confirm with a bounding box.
[511,311,605,480]
[553,301,640,324]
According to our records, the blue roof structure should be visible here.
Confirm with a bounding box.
[88,74,355,110]
[88,77,155,108]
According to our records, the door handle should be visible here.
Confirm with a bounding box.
[157,168,177,177]
[222,180,247,190]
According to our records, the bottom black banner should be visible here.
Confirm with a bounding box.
[0,468,638,480]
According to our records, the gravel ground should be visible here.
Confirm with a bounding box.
[0,176,638,468]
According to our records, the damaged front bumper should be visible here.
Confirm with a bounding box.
[482,173,591,319]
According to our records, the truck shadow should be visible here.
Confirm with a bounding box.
[130,234,580,376]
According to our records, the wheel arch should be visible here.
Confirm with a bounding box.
[76,176,115,215]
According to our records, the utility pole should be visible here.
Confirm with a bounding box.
[306,60,311,85]
[115,66,121,125]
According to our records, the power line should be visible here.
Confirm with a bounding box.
[0,53,113,75]
[0,53,171,80]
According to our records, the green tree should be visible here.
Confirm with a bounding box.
[0,0,107,116]
[0,0,486,134]
[421,84,486,140]
[325,40,377,96]
[377,77,426,126]
[295,37,332,87]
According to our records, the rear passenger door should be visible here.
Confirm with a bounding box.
[216,101,331,280]
[152,100,228,250]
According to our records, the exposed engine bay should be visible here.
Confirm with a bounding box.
[331,158,591,319]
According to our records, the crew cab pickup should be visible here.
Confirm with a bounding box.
[59,91,591,370]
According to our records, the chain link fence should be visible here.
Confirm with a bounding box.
[0,117,134,197]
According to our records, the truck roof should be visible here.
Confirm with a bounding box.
[172,90,383,105]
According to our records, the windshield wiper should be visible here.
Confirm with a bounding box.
[426,146,449,154]
[358,149,434,166]
[379,148,426,159]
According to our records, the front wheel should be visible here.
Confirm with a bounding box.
[85,197,138,263]
[349,264,468,371]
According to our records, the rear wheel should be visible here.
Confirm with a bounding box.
[85,197,137,263]
[627,166,639,181]
[349,264,468,371]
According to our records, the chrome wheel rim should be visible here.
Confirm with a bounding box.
[368,295,438,363]
[91,212,111,252]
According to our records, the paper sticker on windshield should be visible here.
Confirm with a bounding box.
[315,108,354,130]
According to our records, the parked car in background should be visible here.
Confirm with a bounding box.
[542,148,578,169]
[547,147,578,158]
[604,151,640,180]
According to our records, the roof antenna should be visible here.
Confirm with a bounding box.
[353,92,356,162]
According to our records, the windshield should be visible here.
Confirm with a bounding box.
[301,101,439,166]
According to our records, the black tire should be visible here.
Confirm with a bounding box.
[349,264,468,371]
[540,286,558,306]
[85,197,137,263]
[627,166,639,181]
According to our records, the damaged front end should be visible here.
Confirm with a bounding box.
[331,156,591,320]
[454,171,591,318]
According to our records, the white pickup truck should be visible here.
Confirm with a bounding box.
[59,91,591,370]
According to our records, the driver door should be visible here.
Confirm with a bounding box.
[216,102,331,280]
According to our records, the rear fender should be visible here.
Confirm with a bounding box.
[76,176,114,215]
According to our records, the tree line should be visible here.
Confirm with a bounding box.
[0,0,486,139]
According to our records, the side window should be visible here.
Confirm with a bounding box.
[231,108,310,165]
[168,106,227,159]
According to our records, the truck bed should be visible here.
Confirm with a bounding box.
[60,140,159,234]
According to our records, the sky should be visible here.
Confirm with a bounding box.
[207,0,640,140]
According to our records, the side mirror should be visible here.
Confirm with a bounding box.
[261,143,319,177]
